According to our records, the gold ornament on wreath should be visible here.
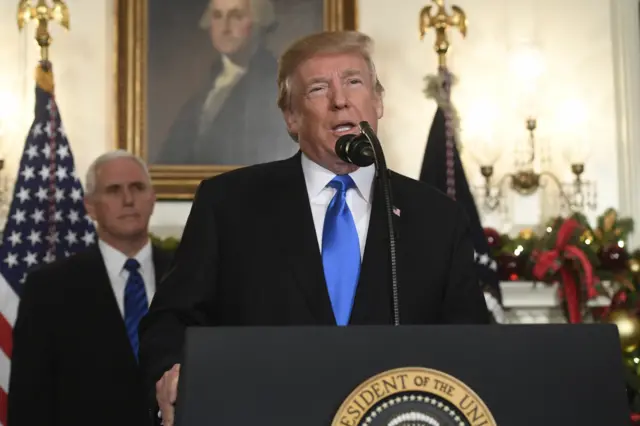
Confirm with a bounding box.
[605,309,640,353]
[518,228,534,241]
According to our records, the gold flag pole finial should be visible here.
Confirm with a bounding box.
[419,0,467,67]
[17,0,70,61]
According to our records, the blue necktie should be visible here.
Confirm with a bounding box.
[123,258,148,359]
[322,175,361,326]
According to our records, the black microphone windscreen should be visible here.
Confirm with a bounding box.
[335,133,374,167]
[335,134,358,163]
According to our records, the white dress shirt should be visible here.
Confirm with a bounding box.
[98,239,156,317]
[301,152,375,259]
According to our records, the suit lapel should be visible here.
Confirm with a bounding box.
[85,247,139,365]
[89,247,124,324]
[273,153,336,324]
[350,178,394,324]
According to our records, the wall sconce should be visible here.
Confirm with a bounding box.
[464,40,597,215]
[558,99,597,211]
[472,116,597,213]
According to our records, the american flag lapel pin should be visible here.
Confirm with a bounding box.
[393,206,401,217]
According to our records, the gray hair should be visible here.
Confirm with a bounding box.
[198,0,276,31]
[85,150,151,196]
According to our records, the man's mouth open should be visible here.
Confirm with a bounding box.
[331,121,358,136]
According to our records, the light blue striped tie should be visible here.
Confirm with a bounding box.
[123,258,148,360]
[322,175,361,326]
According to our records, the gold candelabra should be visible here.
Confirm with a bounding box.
[17,0,70,60]
[475,118,597,213]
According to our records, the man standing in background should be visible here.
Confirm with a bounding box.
[8,151,173,426]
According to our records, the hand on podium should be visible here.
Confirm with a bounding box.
[156,364,180,426]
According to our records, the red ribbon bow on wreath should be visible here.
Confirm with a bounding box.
[531,218,598,323]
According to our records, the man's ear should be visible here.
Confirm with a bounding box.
[283,109,300,136]
[84,196,97,221]
[149,188,157,215]
[374,93,384,119]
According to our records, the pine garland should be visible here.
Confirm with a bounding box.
[487,207,636,284]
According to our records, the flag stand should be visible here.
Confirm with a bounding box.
[0,4,95,425]
[418,0,505,322]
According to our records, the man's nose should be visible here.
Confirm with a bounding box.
[331,85,349,110]
[122,189,134,205]
[221,16,232,32]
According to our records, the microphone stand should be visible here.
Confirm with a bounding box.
[358,121,400,326]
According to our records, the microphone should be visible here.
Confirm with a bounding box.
[334,121,401,327]
[335,133,374,167]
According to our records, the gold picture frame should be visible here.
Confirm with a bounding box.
[114,0,357,200]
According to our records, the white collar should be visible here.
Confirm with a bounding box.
[221,54,247,75]
[98,238,152,275]
[300,152,375,203]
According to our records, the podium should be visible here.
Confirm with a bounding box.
[174,324,630,425]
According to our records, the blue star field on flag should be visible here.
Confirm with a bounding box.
[0,62,96,298]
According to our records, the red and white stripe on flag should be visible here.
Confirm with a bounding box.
[0,273,19,426]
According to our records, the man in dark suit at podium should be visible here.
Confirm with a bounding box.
[8,151,173,426]
[139,31,490,426]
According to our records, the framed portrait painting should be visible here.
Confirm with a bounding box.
[115,0,357,199]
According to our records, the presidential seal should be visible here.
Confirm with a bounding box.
[332,367,497,426]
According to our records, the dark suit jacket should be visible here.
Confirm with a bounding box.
[155,46,296,166]
[139,152,490,397]
[7,244,173,426]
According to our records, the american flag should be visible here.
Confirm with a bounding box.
[0,62,96,425]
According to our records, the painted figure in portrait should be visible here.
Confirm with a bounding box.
[151,0,302,166]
